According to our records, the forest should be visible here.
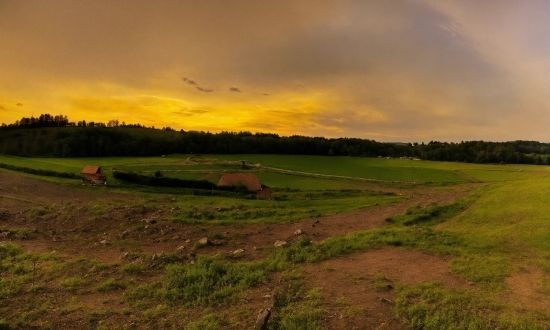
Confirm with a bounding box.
[1,113,549,164]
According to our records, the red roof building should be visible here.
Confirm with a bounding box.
[217,173,262,191]
[81,165,107,185]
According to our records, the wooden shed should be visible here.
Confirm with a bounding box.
[81,165,107,185]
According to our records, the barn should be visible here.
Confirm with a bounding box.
[81,165,107,185]
[217,173,271,199]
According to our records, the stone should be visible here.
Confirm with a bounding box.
[274,240,287,247]
[254,308,271,330]
[233,249,244,255]
[198,237,209,245]
[380,297,393,304]
[294,229,304,236]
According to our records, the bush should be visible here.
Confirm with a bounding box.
[0,163,79,179]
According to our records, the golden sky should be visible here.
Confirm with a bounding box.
[0,0,548,142]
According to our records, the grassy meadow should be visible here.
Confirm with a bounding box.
[1,154,550,328]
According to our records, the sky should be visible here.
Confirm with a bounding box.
[0,0,548,142]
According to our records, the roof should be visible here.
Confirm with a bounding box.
[217,173,262,191]
[81,165,102,175]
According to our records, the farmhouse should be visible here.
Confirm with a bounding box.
[80,165,107,185]
[217,173,271,199]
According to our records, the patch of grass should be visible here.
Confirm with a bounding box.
[60,277,86,293]
[396,283,545,329]
[450,255,510,288]
[121,263,145,275]
[170,192,403,225]
[185,313,223,330]
[335,296,347,306]
[27,206,53,218]
[164,255,266,305]
[385,202,468,227]
[95,278,127,292]
[143,304,169,321]
[268,287,323,330]
[372,274,393,292]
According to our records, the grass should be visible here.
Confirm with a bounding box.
[168,190,403,225]
[3,154,550,328]
[396,283,545,330]
[437,177,550,270]
[3,154,548,189]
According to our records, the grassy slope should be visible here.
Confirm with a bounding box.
[439,176,550,267]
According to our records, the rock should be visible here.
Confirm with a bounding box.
[198,237,209,245]
[254,308,271,330]
[176,245,186,251]
[211,239,222,246]
[233,249,244,255]
[172,236,179,240]
[380,297,393,304]
[294,229,304,236]
[185,239,191,243]
[100,239,107,245]
[274,240,287,247]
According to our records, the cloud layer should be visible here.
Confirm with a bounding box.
[0,0,547,142]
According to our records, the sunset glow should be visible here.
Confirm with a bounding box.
[0,0,548,142]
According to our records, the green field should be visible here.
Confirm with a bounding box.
[2,154,547,187]
[2,154,550,328]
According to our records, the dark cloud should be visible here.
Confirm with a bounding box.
[229,87,242,92]
[182,77,214,93]
[182,77,197,85]
[16,103,22,106]
[0,106,5,110]
[196,87,213,93]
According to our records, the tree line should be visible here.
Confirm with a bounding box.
[1,114,549,165]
